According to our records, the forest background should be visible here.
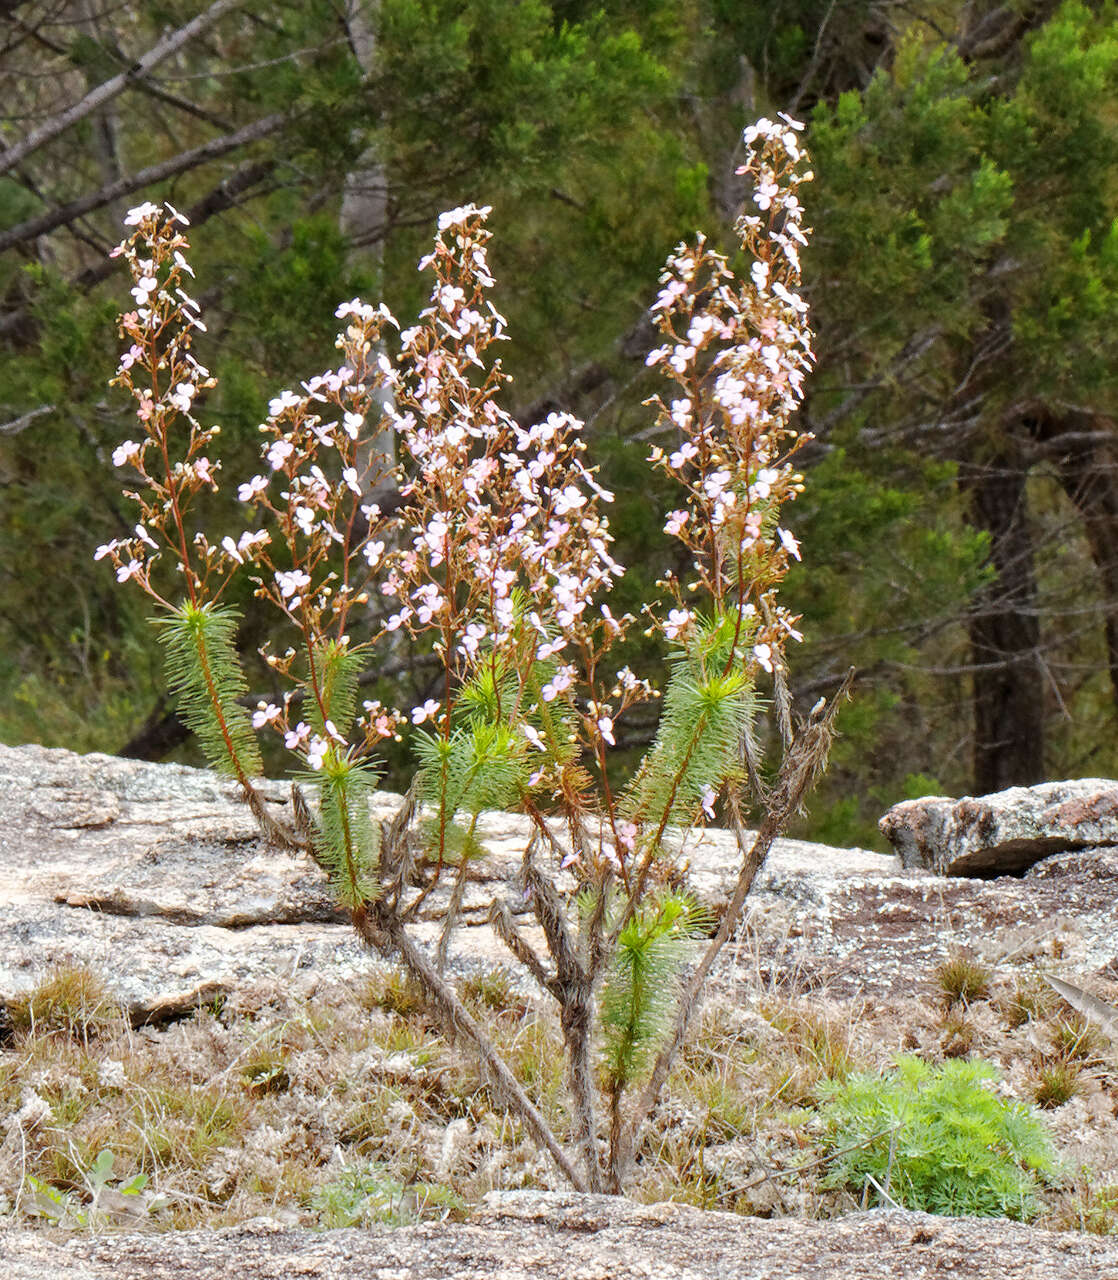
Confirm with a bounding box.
[1,0,1116,850]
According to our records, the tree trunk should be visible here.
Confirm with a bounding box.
[961,449,1046,793]
[1034,411,1118,715]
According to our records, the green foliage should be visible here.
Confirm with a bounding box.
[153,603,261,779]
[623,614,755,833]
[816,1056,1061,1220]
[413,718,528,820]
[307,757,381,909]
[306,639,365,739]
[22,1150,162,1228]
[308,1161,466,1227]
[599,891,708,1088]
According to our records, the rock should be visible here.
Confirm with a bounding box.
[0,742,903,1010]
[878,779,1118,877]
[5,744,1118,1263]
[1,1191,1116,1279]
[3,743,1118,1009]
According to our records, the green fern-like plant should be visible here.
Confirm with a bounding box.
[622,610,758,836]
[815,1055,1061,1220]
[455,662,521,725]
[414,719,528,821]
[599,891,709,1090]
[624,670,752,836]
[153,602,261,778]
[305,638,365,738]
[305,754,381,907]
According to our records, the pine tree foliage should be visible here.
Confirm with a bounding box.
[306,639,365,738]
[413,719,529,823]
[152,603,261,779]
[305,756,381,908]
[599,890,708,1089]
[454,663,521,725]
[622,613,756,834]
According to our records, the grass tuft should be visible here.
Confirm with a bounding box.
[935,951,991,1009]
[9,965,123,1044]
[1033,1060,1082,1109]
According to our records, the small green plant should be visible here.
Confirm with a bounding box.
[935,951,991,1009]
[815,1055,1060,1220]
[308,1161,466,1227]
[241,1051,291,1095]
[21,1150,165,1227]
[1033,1060,1082,1110]
[1070,1179,1118,1235]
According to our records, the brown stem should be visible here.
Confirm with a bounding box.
[355,902,586,1192]
[435,830,473,974]
[610,672,852,1189]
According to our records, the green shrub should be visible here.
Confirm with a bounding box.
[308,1162,465,1228]
[815,1055,1060,1220]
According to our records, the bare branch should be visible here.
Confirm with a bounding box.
[0,112,288,254]
[0,158,278,342]
[355,900,586,1192]
[0,0,242,176]
[0,403,53,435]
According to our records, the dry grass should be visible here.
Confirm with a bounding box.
[935,951,991,1009]
[2,960,1117,1235]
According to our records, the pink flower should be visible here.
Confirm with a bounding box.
[700,784,718,821]
[275,569,311,600]
[411,698,439,725]
[668,442,698,470]
[541,665,576,703]
[112,440,141,467]
[267,439,294,470]
[778,528,801,561]
[664,510,688,537]
[124,202,160,226]
[664,608,692,641]
[268,390,302,418]
[616,821,637,854]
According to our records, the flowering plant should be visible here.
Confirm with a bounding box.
[98,118,846,1193]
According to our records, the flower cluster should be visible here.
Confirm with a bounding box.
[375,206,645,789]
[98,113,813,833]
[646,112,813,676]
[97,204,227,607]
